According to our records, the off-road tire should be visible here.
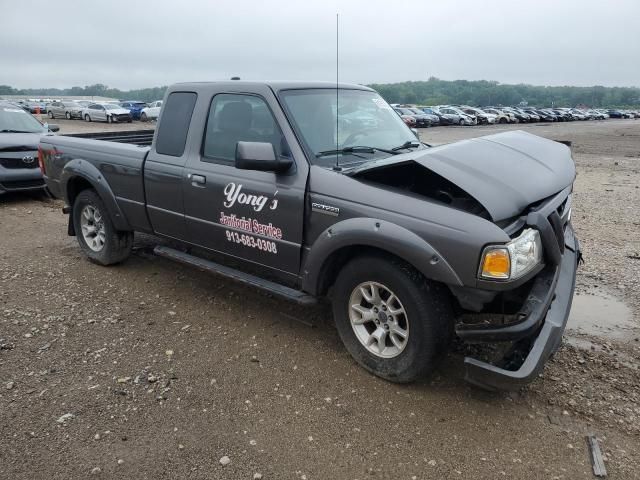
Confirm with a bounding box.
[331,255,453,383]
[48,111,54,119]
[73,189,133,266]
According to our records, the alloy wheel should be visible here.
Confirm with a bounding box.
[348,281,409,358]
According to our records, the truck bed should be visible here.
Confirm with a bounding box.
[64,129,155,146]
[40,134,151,233]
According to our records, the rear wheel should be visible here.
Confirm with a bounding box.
[331,255,453,383]
[65,112,71,120]
[458,119,464,126]
[499,117,507,124]
[140,112,148,122]
[107,115,113,124]
[73,189,133,265]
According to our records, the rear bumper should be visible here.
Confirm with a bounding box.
[463,225,580,391]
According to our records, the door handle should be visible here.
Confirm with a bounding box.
[188,173,206,186]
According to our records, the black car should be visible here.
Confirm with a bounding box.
[527,109,554,122]
[421,107,453,126]
[606,109,624,119]
[0,101,59,194]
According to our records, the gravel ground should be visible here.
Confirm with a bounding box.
[0,119,638,479]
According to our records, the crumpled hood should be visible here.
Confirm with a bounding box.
[351,130,576,221]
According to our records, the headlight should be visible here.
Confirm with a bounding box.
[479,228,543,280]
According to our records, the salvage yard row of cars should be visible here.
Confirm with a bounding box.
[9,98,163,123]
[392,104,640,127]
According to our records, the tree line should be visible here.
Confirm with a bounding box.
[369,77,640,108]
[2,77,639,107]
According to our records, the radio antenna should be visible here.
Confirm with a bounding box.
[334,12,340,171]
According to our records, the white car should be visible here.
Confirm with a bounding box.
[82,103,132,123]
[140,100,163,122]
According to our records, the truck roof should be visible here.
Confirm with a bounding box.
[170,80,373,94]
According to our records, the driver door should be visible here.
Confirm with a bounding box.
[183,90,308,277]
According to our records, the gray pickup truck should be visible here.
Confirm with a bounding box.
[39,81,581,390]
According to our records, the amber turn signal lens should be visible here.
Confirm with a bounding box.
[481,249,510,279]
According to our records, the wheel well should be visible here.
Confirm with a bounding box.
[316,245,417,297]
[67,176,94,207]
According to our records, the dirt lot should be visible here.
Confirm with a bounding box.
[1,119,639,479]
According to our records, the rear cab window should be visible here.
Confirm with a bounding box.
[155,92,198,157]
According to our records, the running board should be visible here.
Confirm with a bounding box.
[153,246,317,306]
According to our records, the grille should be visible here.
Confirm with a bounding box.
[0,157,39,169]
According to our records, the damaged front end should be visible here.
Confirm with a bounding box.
[346,131,581,390]
[455,187,581,390]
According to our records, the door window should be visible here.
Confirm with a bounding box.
[202,94,287,165]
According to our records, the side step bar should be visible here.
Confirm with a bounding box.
[153,246,317,306]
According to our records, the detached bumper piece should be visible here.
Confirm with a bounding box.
[463,192,579,391]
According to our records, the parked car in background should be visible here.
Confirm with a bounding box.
[413,107,440,126]
[420,107,451,125]
[402,108,432,127]
[521,109,540,122]
[0,101,59,194]
[47,101,84,120]
[482,108,512,124]
[531,109,557,122]
[503,107,531,123]
[461,107,497,124]
[140,100,163,121]
[397,111,416,127]
[438,106,475,125]
[606,109,624,118]
[120,101,148,120]
[82,103,132,123]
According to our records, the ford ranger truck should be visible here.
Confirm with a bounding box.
[39,82,581,390]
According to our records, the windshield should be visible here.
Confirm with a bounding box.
[0,106,46,133]
[280,89,417,167]
[104,104,120,110]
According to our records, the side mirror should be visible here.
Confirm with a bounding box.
[235,141,293,172]
[48,124,60,132]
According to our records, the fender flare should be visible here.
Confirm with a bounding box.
[301,217,463,295]
[60,159,132,231]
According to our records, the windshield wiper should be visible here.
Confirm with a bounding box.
[391,141,421,151]
[317,145,398,158]
[0,129,36,133]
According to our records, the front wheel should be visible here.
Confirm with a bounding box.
[458,119,464,126]
[65,112,71,120]
[73,189,133,265]
[85,114,91,122]
[107,115,113,124]
[48,111,54,119]
[331,256,453,383]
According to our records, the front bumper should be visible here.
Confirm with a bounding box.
[0,168,45,194]
[463,222,580,391]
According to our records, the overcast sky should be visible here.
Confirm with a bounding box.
[2,0,639,90]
